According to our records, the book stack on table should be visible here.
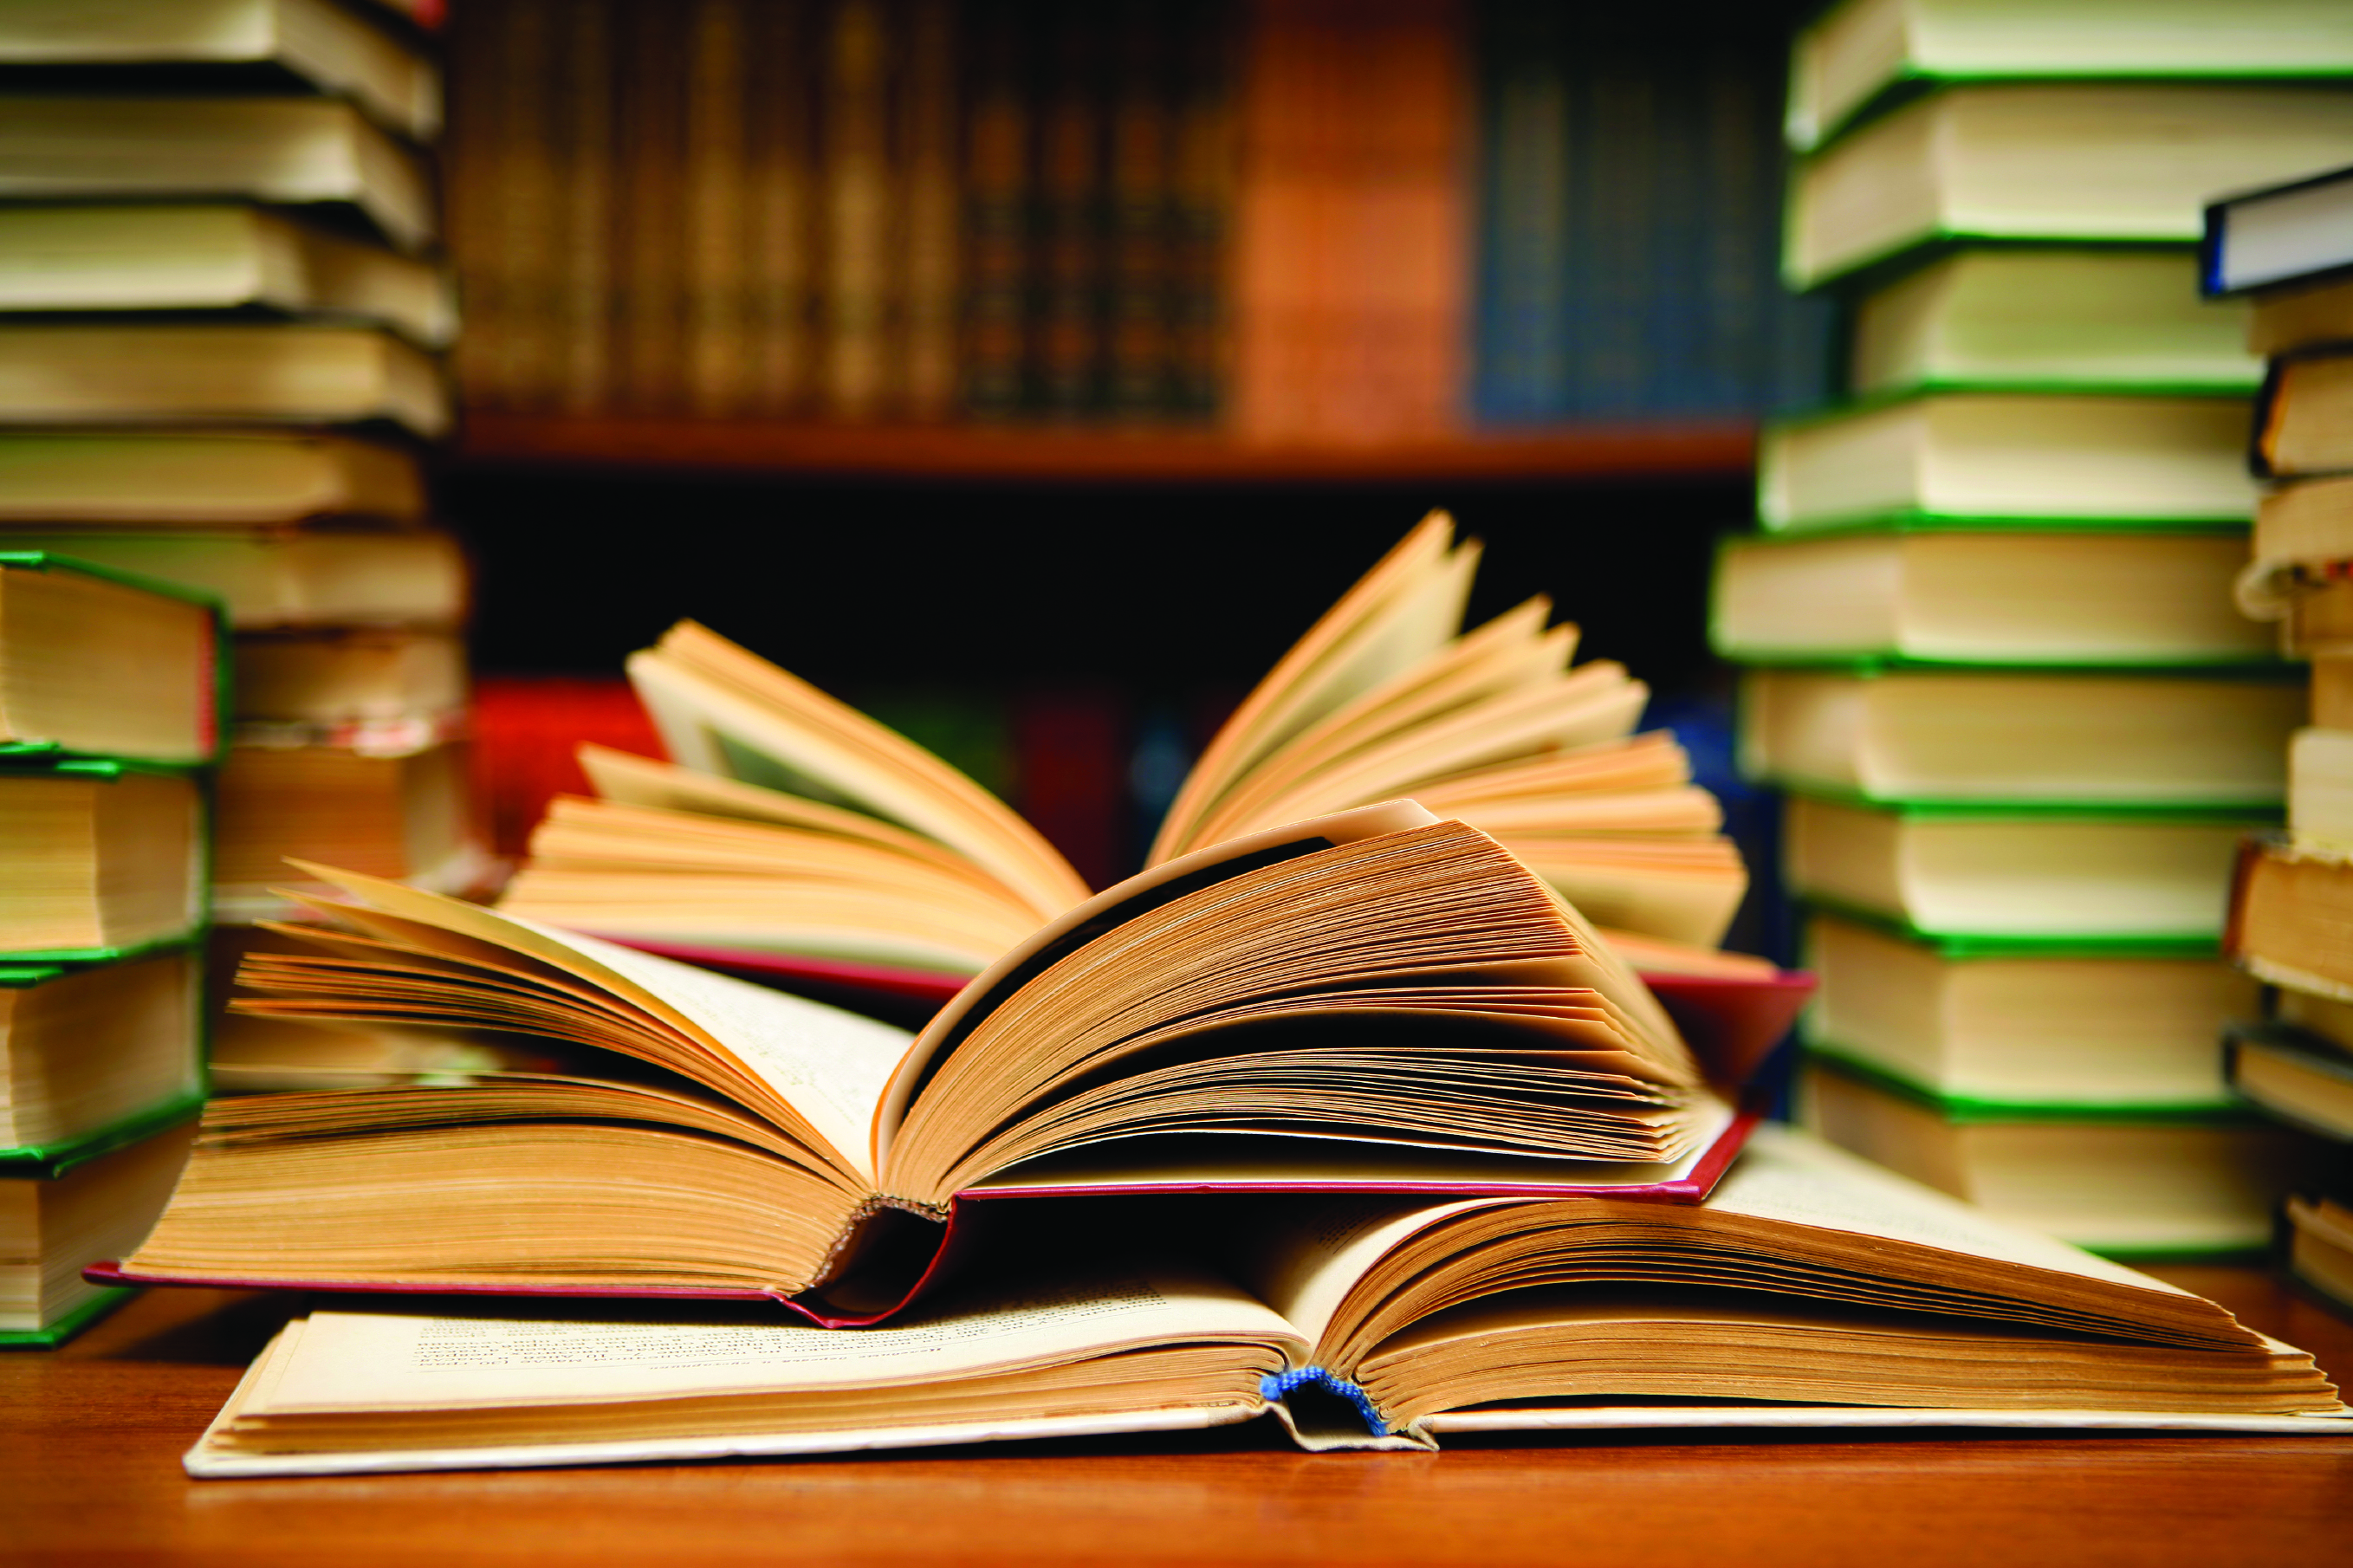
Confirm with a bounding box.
[0,0,490,1074]
[0,555,219,1346]
[2206,162,2353,1316]
[1710,0,2353,1260]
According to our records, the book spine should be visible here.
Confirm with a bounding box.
[821,0,899,419]
[684,0,751,417]
[899,0,961,421]
[746,0,818,416]
[1034,3,1109,418]
[1470,0,1567,424]
[555,0,617,415]
[1167,0,1233,423]
[1105,0,1176,421]
[617,2,688,412]
[960,0,1032,420]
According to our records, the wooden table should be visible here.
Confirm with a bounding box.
[6,1267,2352,1567]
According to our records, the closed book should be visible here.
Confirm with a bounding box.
[0,527,465,631]
[1788,0,2353,154]
[0,0,443,142]
[2228,833,2353,1000]
[0,322,449,437]
[0,947,204,1174]
[2287,1194,2353,1315]
[1711,528,2271,666]
[1805,911,2255,1111]
[2253,473,2353,566]
[0,761,205,962]
[1759,392,2257,535]
[1848,249,2258,398]
[1782,794,2265,944]
[0,95,435,253]
[0,431,420,528]
[0,553,223,768]
[2248,272,2353,358]
[2255,347,2353,478]
[1738,665,2301,808]
[1800,1055,2294,1259]
[230,625,465,731]
[0,204,455,347]
[2225,1022,2353,1142]
[2201,159,2353,297]
[1785,83,2353,292]
[171,1125,2347,1474]
[2,1122,193,1344]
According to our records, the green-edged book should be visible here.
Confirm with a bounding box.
[1711,527,2272,668]
[0,1286,135,1350]
[1,940,205,1177]
[0,757,209,962]
[1799,1053,2295,1261]
[1757,390,2256,537]
[1785,81,2353,292]
[1804,910,2257,1113]
[1737,664,2302,811]
[1781,792,2269,946]
[1786,0,2353,154]
[0,552,226,768]
[0,1120,192,1345]
[1847,249,2259,400]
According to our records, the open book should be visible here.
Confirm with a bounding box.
[179,1126,2349,1477]
[498,515,1757,975]
[493,513,1805,1077]
[103,800,1747,1323]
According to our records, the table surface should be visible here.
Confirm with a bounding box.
[6,1267,2352,1568]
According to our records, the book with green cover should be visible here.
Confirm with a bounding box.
[0,939,205,1177]
[1780,786,2271,945]
[0,1120,193,1345]
[1799,1053,2295,1260]
[0,552,228,769]
[1737,665,2302,811]
[1784,81,2353,291]
[1711,527,2273,668]
[0,1286,134,1350]
[1803,910,2258,1112]
[1786,0,2353,154]
[1845,248,2259,399]
[1800,1042,2249,1125]
[1758,390,2258,536]
[0,757,210,962]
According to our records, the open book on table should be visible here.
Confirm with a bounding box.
[489,514,1809,1079]
[100,799,1752,1324]
[179,1125,2350,1477]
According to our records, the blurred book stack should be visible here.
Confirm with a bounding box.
[2207,161,2353,1314]
[0,1,487,1093]
[1715,0,2353,1260]
[0,554,216,1344]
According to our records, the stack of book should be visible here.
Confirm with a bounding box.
[1713,0,2353,1259]
[0,0,489,1046]
[0,554,217,1346]
[2206,162,2353,1315]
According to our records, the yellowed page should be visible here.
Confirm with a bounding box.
[258,1269,1306,1414]
[1150,514,1475,861]
[286,862,913,1185]
[578,744,981,869]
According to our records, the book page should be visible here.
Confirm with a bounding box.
[259,1266,1306,1413]
[1715,1124,2201,1299]
[288,862,914,1183]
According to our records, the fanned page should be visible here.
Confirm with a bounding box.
[628,620,1090,920]
[277,862,913,1185]
[1149,513,1477,861]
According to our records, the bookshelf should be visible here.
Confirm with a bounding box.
[439,0,1823,480]
[453,413,1756,482]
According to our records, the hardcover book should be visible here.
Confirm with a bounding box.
[176,1125,2349,1474]
[1712,527,2270,666]
[105,806,1750,1325]
[1805,911,2255,1111]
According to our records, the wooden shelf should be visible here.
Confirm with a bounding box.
[452,413,1757,483]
